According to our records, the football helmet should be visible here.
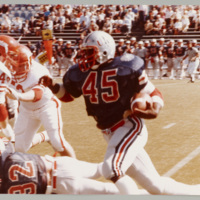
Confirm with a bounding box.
[0,35,19,63]
[78,31,116,72]
[5,44,32,82]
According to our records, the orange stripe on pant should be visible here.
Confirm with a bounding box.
[51,97,65,150]
[113,116,142,177]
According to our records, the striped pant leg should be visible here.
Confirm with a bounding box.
[102,116,148,181]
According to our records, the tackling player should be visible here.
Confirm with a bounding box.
[3,41,75,158]
[39,31,200,195]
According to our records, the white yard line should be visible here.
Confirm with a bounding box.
[163,146,200,177]
[163,123,176,129]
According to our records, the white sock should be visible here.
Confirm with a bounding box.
[31,131,49,147]
[115,175,140,194]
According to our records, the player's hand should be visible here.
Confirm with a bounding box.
[6,87,21,100]
[39,75,53,87]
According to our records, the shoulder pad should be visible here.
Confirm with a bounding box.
[113,54,144,76]
[64,64,83,82]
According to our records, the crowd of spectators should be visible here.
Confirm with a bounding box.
[1,4,200,79]
[1,4,200,36]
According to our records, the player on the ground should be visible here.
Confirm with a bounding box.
[4,42,75,157]
[39,31,200,195]
[0,137,148,194]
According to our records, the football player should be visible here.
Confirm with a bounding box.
[182,40,200,82]
[39,31,200,195]
[4,41,75,158]
[0,137,149,194]
[0,35,18,141]
[174,39,187,79]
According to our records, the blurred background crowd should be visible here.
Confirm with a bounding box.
[0,4,200,79]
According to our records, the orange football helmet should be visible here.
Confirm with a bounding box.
[5,44,32,82]
[0,35,19,63]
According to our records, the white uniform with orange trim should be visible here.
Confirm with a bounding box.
[9,60,69,153]
[0,61,11,104]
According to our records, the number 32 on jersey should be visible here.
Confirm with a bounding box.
[82,69,120,104]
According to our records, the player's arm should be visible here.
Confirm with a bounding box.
[6,85,45,102]
[132,88,163,119]
[130,81,164,119]
[38,75,74,102]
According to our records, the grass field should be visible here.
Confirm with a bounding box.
[20,78,200,185]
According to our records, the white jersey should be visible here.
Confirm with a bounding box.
[0,61,11,104]
[10,60,54,110]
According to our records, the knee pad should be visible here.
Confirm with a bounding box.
[0,104,8,122]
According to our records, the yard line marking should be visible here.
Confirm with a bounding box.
[163,123,176,129]
[163,146,200,177]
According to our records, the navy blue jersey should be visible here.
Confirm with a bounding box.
[147,45,160,57]
[63,54,146,129]
[164,46,175,58]
[174,46,187,56]
[1,152,47,194]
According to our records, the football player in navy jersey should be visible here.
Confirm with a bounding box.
[174,39,187,79]
[0,138,132,195]
[39,31,200,195]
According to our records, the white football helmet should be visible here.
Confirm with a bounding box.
[78,31,116,72]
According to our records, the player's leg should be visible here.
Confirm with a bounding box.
[0,92,15,141]
[40,97,76,158]
[127,148,200,195]
[14,109,41,152]
[31,131,50,148]
[101,116,148,194]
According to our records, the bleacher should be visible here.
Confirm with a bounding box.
[1,4,200,46]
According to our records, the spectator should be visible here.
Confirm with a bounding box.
[96,11,105,30]
[88,20,99,33]
[113,15,123,33]
[144,19,154,35]
[63,10,71,26]
[152,21,162,35]
[165,6,174,28]
[76,20,87,33]
[102,17,113,34]
[79,10,91,29]
[138,5,148,29]
[28,16,37,34]
[173,19,183,35]
[12,17,23,33]
[26,41,37,53]
[1,15,11,33]
[181,14,190,32]
[63,40,76,71]
[193,13,200,31]
[58,12,66,31]
[126,7,135,31]
[34,17,44,36]
[22,19,32,36]
[188,6,196,28]
[43,16,53,31]
[53,16,62,32]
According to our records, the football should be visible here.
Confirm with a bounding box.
[131,93,152,111]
